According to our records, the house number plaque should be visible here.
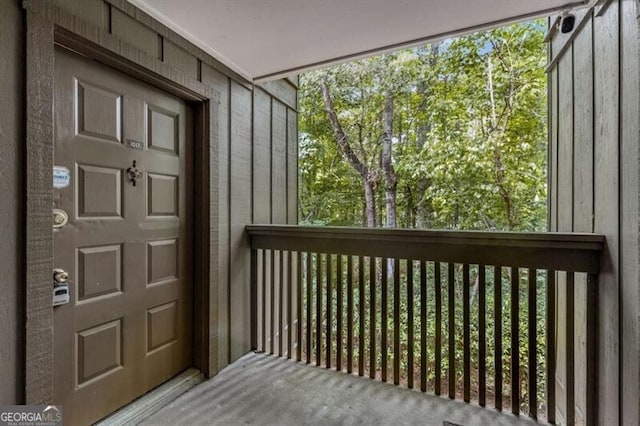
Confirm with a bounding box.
[127,139,144,150]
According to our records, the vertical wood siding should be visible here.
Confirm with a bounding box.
[194,74,297,371]
[110,7,158,57]
[0,0,26,405]
[620,1,640,424]
[549,1,639,423]
[0,0,299,401]
[201,64,231,372]
[287,109,298,225]
[253,89,272,224]
[572,20,594,424]
[556,47,574,423]
[593,4,620,425]
[229,82,253,361]
[271,100,288,223]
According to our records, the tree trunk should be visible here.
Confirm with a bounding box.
[363,180,376,227]
[320,81,377,227]
[415,43,440,229]
[486,56,515,230]
[381,90,397,229]
[381,90,397,277]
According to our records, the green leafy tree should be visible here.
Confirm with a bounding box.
[299,20,547,232]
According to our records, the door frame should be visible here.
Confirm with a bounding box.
[24,3,219,404]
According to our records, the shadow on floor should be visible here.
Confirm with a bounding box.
[141,352,536,426]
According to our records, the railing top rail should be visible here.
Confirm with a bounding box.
[247,224,605,247]
[246,225,605,274]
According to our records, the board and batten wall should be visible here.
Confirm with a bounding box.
[548,0,639,424]
[212,70,298,368]
[0,0,27,406]
[0,0,298,404]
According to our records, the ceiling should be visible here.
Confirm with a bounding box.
[128,0,591,82]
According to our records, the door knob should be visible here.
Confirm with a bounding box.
[53,208,69,228]
[127,160,143,186]
[53,268,69,283]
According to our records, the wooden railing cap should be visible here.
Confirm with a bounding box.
[246,225,605,274]
[247,224,605,247]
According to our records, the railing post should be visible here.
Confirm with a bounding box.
[585,273,598,426]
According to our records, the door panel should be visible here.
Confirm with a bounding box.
[53,47,193,425]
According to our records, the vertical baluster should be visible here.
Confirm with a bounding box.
[316,253,322,367]
[381,259,388,382]
[585,273,598,425]
[262,250,267,353]
[359,256,365,377]
[511,267,520,414]
[251,249,258,351]
[407,260,415,389]
[566,272,575,425]
[394,258,401,386]
[495,265,503,411]
[270,250,276,355]
[435,262,442,395]
[420,260,427,393]
[326,254,332,369]
[279,251,284,357]
[287,251,293,359]
[347,256,354,374]
[448,263,455,399]
[306,252,312,364]
[546,270,556,423]
[296,252,302,362]
[260,250,265,352]
[528,268,537,419]
[478,265,486,407]
[463,264,470,402]
[337,255,343,371]
[370,257,376,379]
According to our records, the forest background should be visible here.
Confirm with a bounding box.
[299,20,548,233]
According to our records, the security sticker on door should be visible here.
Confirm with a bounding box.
[53,166,71,189]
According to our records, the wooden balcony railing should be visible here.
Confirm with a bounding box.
[247,225,604,424]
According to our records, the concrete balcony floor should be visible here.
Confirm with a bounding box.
[141,352,536,426]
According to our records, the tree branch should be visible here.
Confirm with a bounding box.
[320,81,369,179]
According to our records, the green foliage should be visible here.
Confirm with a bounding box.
[301,257,549,415]
[299,20,548,231]
[296,20,551,415]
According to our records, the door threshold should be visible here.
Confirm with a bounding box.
[95,368,204,426]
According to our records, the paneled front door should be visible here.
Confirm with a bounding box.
[52,47,193,425]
